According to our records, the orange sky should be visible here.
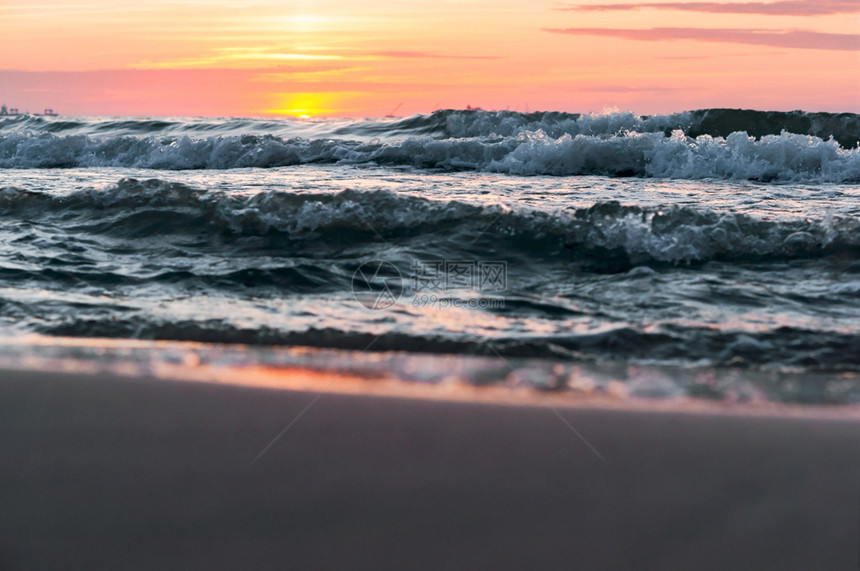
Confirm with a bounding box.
[1,0,858,117]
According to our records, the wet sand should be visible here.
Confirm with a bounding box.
[1,368,858,570]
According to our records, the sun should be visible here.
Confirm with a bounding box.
[268,92,333,118]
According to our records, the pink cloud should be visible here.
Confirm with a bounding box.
[557,0,860,15]
[573,85,676,92]
[370,51,500,60]
[544,27,859,51]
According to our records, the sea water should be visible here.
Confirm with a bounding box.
[1,109,859,407]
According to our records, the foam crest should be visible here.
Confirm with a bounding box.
[2,129,858,182]
[2,181,857,265]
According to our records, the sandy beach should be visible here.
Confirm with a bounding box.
[1,368,858,570]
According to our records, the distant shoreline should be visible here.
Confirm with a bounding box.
[0,105,58,117]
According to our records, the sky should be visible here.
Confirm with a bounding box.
[1,0,858,117]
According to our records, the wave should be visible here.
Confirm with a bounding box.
[1,129,858,182]
[3,108,859,145]
[428,108,860,148]
[31,318,860,372]
[2,180,858,269]
[0,116,284,137]
[2,108,858,182]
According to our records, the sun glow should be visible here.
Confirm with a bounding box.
[1,0,857,116]
[269,92,333,118]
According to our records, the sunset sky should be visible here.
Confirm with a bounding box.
[1,0,858,117]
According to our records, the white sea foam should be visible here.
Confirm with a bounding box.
[2,178,856,266]
[1,129,858,182]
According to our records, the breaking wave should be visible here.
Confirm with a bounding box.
[1,108,858,182]
[2,179,858,267]
[3,108,859,145]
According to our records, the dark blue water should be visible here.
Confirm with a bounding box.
[1,109,859,405]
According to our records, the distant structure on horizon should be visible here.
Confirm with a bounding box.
[1,104,58,117]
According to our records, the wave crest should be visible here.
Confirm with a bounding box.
[2,180,857,267]
[1,128,857,182]
[7,107,855,146]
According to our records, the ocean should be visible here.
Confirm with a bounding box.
[1,108,859,408]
